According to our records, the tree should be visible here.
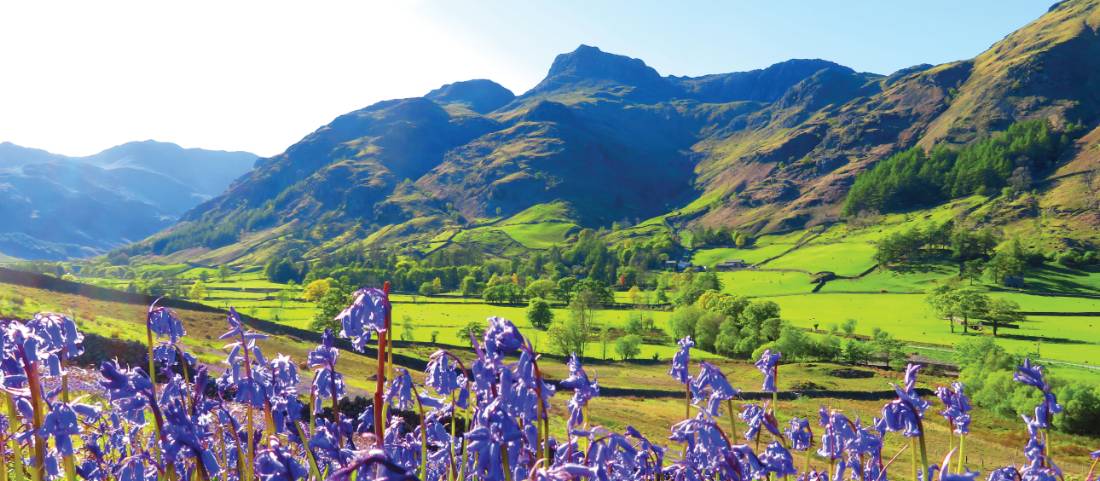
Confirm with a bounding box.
[669,306,703,340]
[311,283,351,331]
[483,283,524,304]
[694,311,725,352]
[547,293,596,357]
[525,279,557,301]
[461,276,482,297]
[457,321,486,342]
[400,315,415,342]
[419,281,440,297]
[198,270,210,283]
[986,298,1023,337]
[961,259,985,285]
[526,297,554,330]
[218,265,230,282]
[987,250,1025,286]
[302,278,333,303]
[869,328,906,369]
[627,286,645,307]
[841,319,857,336]
[601,326,613,360]
[572,278,614,307]
[187,281,207,300]
[842,339,873,365]
[615,335,643,361]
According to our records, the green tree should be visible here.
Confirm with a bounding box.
[457,321,486,342]
[461,275,483,297]
[400,314,415,342]
[187,281,207,300]
[525,279,557,301]
[986,298,1023,337]
[669,305,703,340]
[526,297,554,330]
[302,278,333,303]
[869,328,906,368]
[311,283,351,331]
[615,334,643,361]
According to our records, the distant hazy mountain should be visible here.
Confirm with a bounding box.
[131,0,1100,261]
[0,141,256,259]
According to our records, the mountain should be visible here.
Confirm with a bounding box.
[0,141,256,259]
[133,0,1100,263]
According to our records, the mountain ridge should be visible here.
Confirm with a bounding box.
[0,140,256,260]
[129,0,1100,263]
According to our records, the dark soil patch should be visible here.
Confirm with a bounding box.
[828,368,874,379]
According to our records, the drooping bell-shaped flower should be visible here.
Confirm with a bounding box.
[786,417,813,451]
[761,441,798,477]
[147,299,186,343]
[936,381,972,435]
[754,349,781,393]
[309,329,346,413]
[669,337,694,385]
[255,438,309,481]
[335,287,389,353]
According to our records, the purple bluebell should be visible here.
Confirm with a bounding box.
[385,368,415,411]
[755,349,781,393]
[335,287,388,353]
[161,399,220,478]
[761,441,798,477]
[987,467,1020,481]
[29,312,84,362]
[40,401,95,455]
[690,362,739,416]
[669,337,694,385]
[255,438,309,481]
[308,329,346,413]
[425,350,462,397]
[99,360,154,424]
[937,382,972,434]
[786,417,813,451]
[147,300,185,343]
[482,316,525,367]
[740,403,781,441]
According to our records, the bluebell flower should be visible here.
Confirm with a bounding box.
[761,441,798,476]
[309,329,346,413]
[29,312,84,361]
[669,337,694,385]
[755,349,781,393]
[425,350,462,397]
[255,438,308,481]
[1013,358,1047,391]
[161,399,220,478]
[740,403,781,441]
[41,401,89,455]
[987,466,1020,481]
[147,300,185,343]
[786,417,813,451]
[335,287,389,353]
[99,360,153,424]
[937,382,972,434]
[482,317,525,367]
[690,361,739,412]
[385,368,414,411]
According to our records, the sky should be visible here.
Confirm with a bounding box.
[0,0,1055,158]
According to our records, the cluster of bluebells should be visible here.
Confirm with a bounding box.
[0,284,1096,481]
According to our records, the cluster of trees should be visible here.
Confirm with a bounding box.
[876,222,1044,286]
[483,276,614,306]
[926,284,1023,336]
[687,226,752,249]
[845,120,1074,215]
[955,337,1100,435]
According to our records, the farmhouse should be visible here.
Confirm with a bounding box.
[714,259,748,271]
